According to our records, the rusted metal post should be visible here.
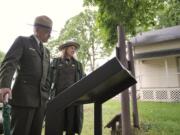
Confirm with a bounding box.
[127,41,140,128]
[94,103,102,135]
[117,25,131,135]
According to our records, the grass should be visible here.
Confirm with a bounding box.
[137,101,180,135]
[42,99,180,135]
[82,99,180,135]
[82,100,121,135]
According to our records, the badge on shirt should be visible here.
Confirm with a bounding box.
[29,48,36,51]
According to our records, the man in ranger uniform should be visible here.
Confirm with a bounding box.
[0,15,53,135]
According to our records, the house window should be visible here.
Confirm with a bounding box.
[177,57,180,87]
[177,57,180,73]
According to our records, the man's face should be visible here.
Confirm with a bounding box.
[36,27,52,43]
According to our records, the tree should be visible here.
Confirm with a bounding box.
[83,0,175,46]
[155,0,180,28]
[48,9,112,72]
[0,50,5,64]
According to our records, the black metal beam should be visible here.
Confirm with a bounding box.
[94,103,102,135]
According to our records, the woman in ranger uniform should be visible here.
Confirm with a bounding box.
[50,41,85,135]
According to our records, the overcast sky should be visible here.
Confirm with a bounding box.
[0,0,84,53]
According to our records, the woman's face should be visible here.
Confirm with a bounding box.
[66,45,77,58]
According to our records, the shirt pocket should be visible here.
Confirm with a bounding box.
[57,63,63,70]
[28,48,38,57]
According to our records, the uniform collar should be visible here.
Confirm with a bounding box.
[33,35,41,46]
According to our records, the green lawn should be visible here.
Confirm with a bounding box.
[82,99,180,135]
[82,100,121,135]
[136,101,180,135]
[42,99,180,135]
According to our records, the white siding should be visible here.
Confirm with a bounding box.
[135,56,179,88]
[135,39,180,54]
[133,27,180,102]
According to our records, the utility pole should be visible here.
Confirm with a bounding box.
[116,25,131,135]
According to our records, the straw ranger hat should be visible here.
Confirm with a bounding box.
[34,15,53,30]
[59,41,80,51]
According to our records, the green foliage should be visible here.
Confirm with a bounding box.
[0,50,5,63]
[46,37,60,58]
[47,9,113,71]
[155,0,180,28]
[83,0,164,46]
[83,0,179,47]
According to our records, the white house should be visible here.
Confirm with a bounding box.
[130,25,180,102]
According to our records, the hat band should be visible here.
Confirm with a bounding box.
[35,23,52,29]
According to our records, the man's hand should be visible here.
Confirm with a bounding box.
[0,88,12,103]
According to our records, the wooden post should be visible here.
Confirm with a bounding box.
[127,41,140,128]
[117,25,131,135]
